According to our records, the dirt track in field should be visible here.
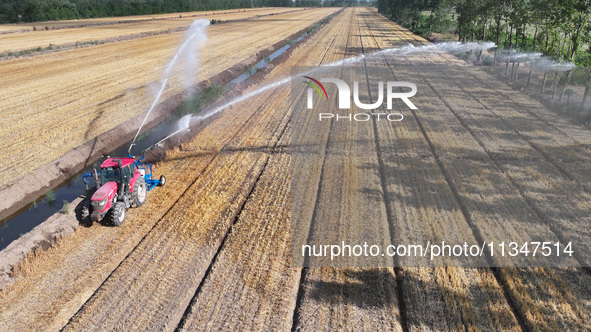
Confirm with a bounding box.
[1,7,590,331]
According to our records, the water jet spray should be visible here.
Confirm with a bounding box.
[129,19,210,158]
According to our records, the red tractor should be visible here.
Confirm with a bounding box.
[81,154,165,226]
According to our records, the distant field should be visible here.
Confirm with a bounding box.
[0,7,283,32]
[0,7,298,53]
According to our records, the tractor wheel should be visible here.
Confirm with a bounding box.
[80,205,90,219]
[159,175,166,186]
[132,177,147,207]
[110,202,126,226]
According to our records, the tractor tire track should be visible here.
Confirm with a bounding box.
[359,10,522,331]
[403,48,591,331]
[61,71,281,331]
[425,65,591,267]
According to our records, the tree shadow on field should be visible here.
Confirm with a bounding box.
[348,148,584,261]
[304,267,525,330]
[358,64,591,262]
[396,267,523,330]
[340,46,382,57]
[305,267,591,330]
[496,267,591,331]
[307,268,399,310]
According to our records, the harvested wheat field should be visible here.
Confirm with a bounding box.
[0,7,301,53]
[0,7,337,189]
[1,6,590,332]
[0,7,288,32]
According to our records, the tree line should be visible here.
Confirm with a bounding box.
[377,0,591,64]
[0,0,318,24]
[0,0,376,24]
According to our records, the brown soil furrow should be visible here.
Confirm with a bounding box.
[177,127,294,331]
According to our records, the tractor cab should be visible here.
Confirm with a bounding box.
[99,158,135,191]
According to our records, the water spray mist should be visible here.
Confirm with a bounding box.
[132,40,576,154]
[191,42,497,125]
[129,19,210,155]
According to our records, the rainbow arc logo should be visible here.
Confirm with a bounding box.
[303,76,328,100]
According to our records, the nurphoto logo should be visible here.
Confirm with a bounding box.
[303,76,417,122]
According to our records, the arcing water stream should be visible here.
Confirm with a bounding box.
[189,42,497,127]
[130,19,210,154]
[132,29,578,155]
[132,41,508,152]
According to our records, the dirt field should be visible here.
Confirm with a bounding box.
[1,7,590,331]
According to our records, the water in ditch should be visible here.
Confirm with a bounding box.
[0,117,184,249]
